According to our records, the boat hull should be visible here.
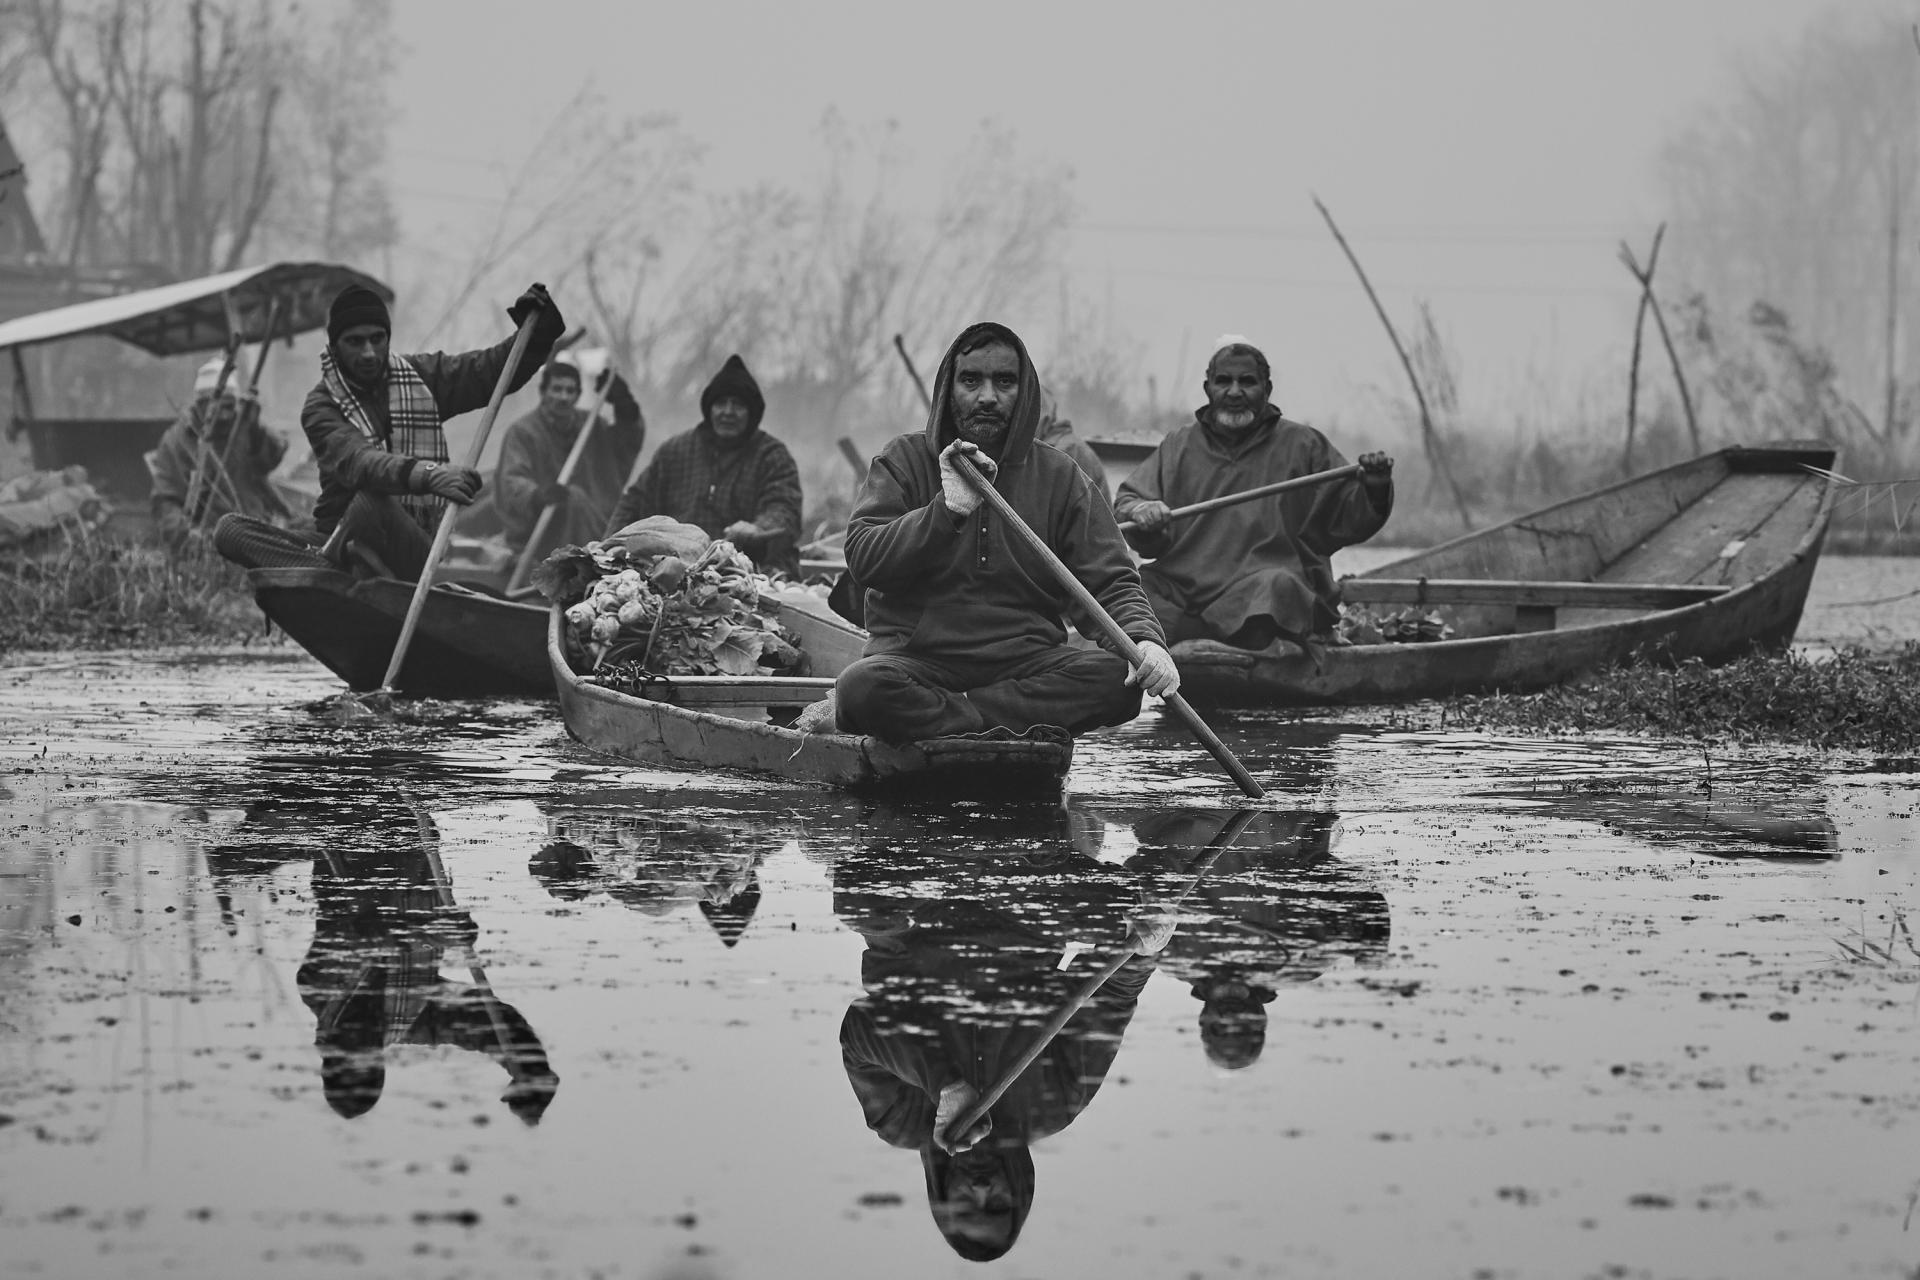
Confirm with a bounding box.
[548,608,1072,797]
[1175,442,1838,708]
[248,566,550,697]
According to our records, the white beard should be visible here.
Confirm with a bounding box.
[1214,407,1257,430]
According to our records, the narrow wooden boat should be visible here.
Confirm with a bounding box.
[1173,441,1839,707]
[548,605,1074,797]
[245,564,552,697]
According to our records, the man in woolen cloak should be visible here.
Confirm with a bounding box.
[834,321,1178,745]
[301,282,565,581]
[605,354,802,577]
[1114,341,1395,652]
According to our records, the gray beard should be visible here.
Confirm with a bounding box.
[1213,407,1258,430]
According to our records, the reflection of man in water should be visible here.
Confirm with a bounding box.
[832,815,1172,1261]
[295,830,559,1123]
[1127,809,1389,1070]
[530,810,781,949]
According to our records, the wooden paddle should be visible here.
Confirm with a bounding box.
[367,311,539,706]
[504,367,616,595]
[197,297,291,529]
[940,808,1259,1145]
[1115,463,1363,533]
[950,453,1266,799]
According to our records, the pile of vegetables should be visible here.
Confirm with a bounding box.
[536,528,807,689]
[1336,604,1453,645]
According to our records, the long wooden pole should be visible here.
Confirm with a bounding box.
[505,371,614,594]
[951,454,1265,799]
[374,313,539,698]
[198,295,288,528]
[893,333,931,408]
[1312,194,1475,531]
[1117,463,1362,533]
[942,809,1258,1143]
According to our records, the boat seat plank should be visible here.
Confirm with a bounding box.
[1597,472,1805,588]
[1341,578,1729,610]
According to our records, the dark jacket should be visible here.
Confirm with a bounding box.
[605,355,802,576]
[301,320,560,535]
[843,323,1163,668]
[148,396,289,538]
[495,381,644,558]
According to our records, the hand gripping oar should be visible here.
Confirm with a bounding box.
[504,367,615,595]
[368,312,539,706]
[942,808,1260,1144]
[950,453,1266,799]
[1116,463,1364,534]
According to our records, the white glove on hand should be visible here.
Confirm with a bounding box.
[933,1080,992,1153]
[939,441,997,516]
[1125,640,1180,697]
[1126,901,1180,955]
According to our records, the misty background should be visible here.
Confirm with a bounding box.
[1,0,1914,541]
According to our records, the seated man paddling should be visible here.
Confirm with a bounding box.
[302,282,566,580]
[835,321,1178,745]
[495,358,644,566]
[1113,340,1394,653]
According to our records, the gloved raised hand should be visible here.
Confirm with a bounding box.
[537,481,570,510]
[1125,639,1180,697]
[722,519,764,547]
[507,283,556,327]
[933,1080,992,1154]
[411,461,483,505]
[938,440,997,516]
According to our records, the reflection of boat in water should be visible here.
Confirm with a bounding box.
[530,803,801,947]
[550,602,1074,799]
[1479,779,1840,858]
[1170,442,1838,707]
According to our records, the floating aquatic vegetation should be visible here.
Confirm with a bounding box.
[1447,644,1920,752]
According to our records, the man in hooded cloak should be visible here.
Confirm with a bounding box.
[834,322,1178,745]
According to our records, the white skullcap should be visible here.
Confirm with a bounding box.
[1212,333,1253,352]
[194,355,229,395]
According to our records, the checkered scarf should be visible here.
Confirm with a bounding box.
[319,347,447,533]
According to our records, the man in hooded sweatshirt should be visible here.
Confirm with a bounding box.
[302,281,566,581]
[1114,341,1394,651]
[835,321,1178,745]
[494,358,644,564]
[605,354,802,577]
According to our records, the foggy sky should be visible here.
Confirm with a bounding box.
[389,0,1856,427]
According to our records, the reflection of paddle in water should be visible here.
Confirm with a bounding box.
[939,808,1259,1147]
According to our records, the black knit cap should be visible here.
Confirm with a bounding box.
[327,284,391,342]
[700,354,765,429]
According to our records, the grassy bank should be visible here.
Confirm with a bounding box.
[1445,645,1920,754]
[1,528,276,651]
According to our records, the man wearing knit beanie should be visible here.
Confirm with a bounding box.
[300,280,565,580]
[605,353,803,577]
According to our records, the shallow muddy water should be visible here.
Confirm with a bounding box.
[1,651,1916,1280]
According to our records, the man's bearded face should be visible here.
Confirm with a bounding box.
[1204,352,1270,431]
[335,324,390,391]
[541,374,581,415]
[950,342,1021,450]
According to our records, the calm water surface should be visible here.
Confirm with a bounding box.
[1,606,1916,1278]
